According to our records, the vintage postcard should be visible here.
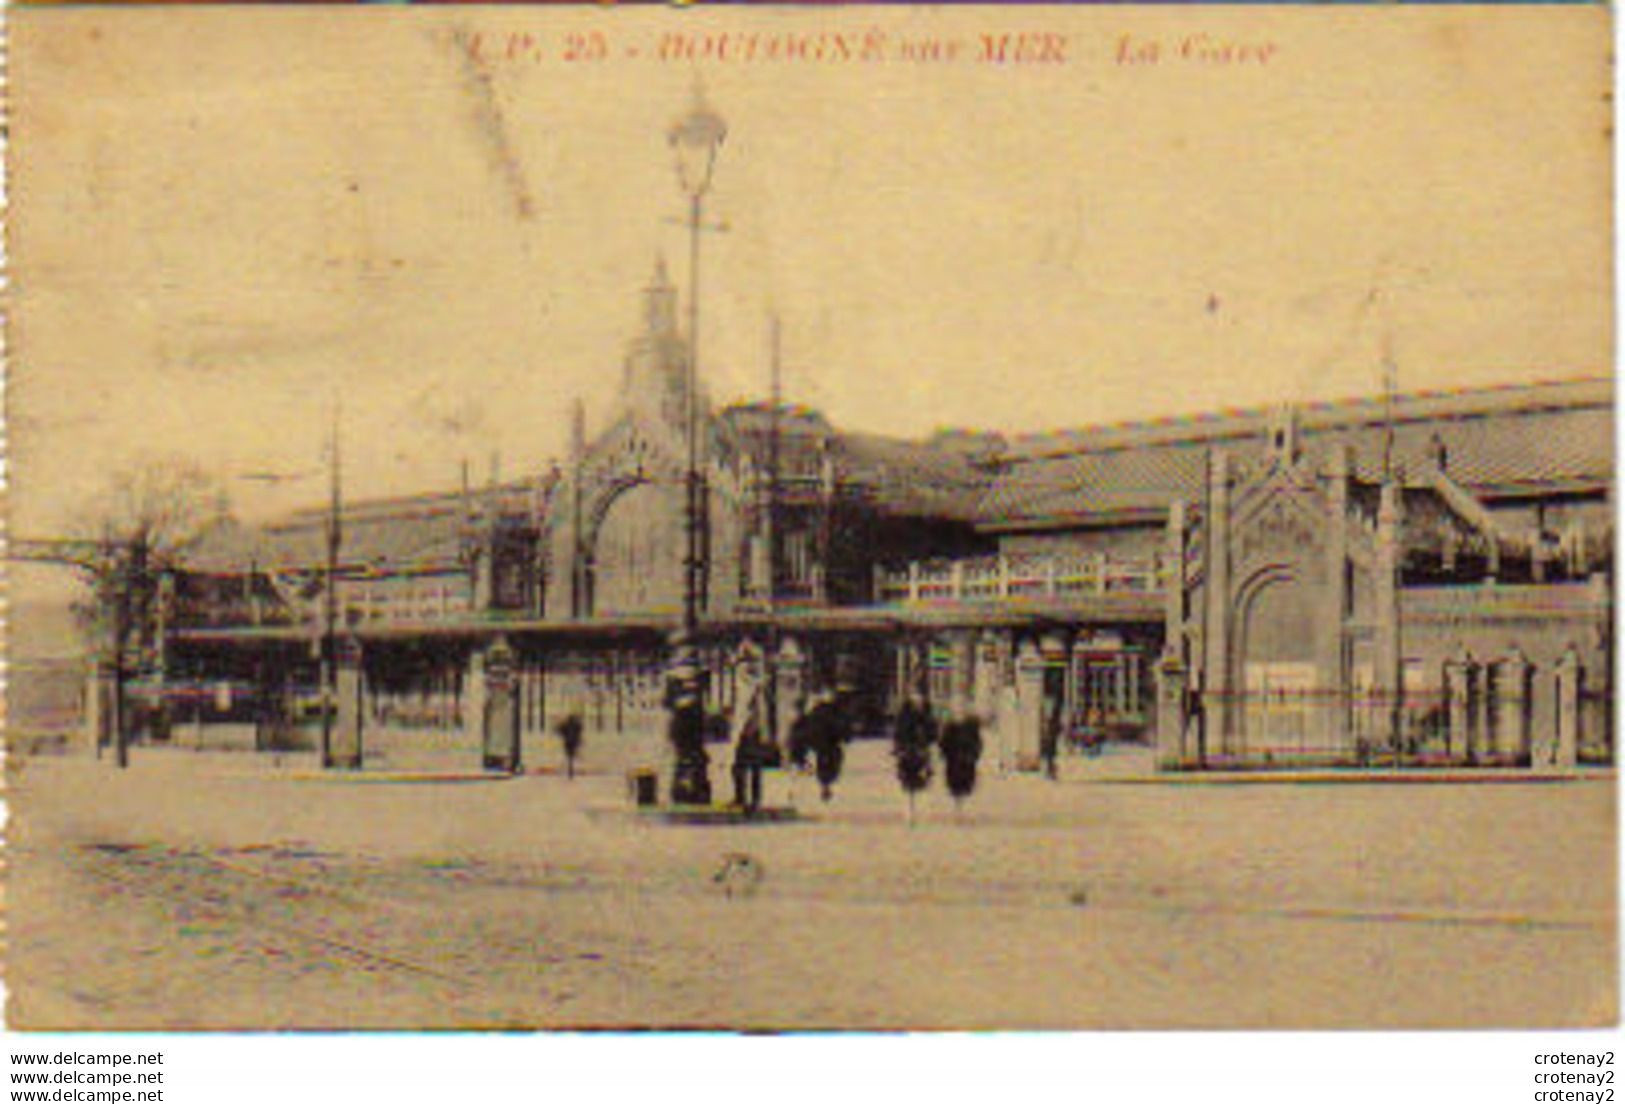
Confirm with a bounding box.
[4,3,1615,1037]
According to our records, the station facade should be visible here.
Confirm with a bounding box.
[140,267,1613,773]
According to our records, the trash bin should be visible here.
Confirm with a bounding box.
[627,768,659,808]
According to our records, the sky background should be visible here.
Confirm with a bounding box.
[9,5,1611,567]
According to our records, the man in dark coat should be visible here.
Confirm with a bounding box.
[940,710,984,806]
[1039,697,1062,780]
[787,700,815,772]
[892,692,937,810]
[806,691,848,802]
[730,702,768,814]
[555,712,584,779]
[664,646,711,806]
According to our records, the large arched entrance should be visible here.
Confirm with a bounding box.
[586,479,685,617]
[1235,569,1326,759]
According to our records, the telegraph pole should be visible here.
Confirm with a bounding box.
[320,398,343,769]
[1381,332,1398,485]
[765,313,784,752]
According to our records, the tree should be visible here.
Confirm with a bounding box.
[72,455,234,763]
[71,455,233,645]
[79,453,233,566]
[892,697,936,824]
[78,459,230,638]
[940,714,983,812]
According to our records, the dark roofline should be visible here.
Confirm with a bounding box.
[1000,375,1613,464]
[977,507,1170,535]
[236,376,1606,535]
[266,475,556,533]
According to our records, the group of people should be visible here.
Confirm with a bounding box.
[661,659,1006,811]
[734,687,990,810]
[726,687,853,811]
[893,693,987,800]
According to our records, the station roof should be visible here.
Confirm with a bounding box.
[182,478,553,576]
[978,377,1612,530]
[182,377,1611,572]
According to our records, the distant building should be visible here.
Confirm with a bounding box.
[138,267,1611,772]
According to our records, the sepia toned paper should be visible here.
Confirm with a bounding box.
[4,4,1616,1032]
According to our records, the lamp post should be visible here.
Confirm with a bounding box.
[664,90,727,805]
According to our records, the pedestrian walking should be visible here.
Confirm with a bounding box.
[940,709,984,810]
[892,691,937,823]
[808,691,848,802]
[555,710,584,779]
[1040,697,1062,780]
[730,694,767,814]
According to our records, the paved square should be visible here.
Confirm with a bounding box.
[7,744,1615,1029]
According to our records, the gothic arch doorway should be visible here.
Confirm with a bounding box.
[1235,568,1324,759]
[584,479,685,617]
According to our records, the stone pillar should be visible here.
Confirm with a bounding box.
[1446,648,1474,763]
[1322,446,1352,753]
[1013,638,1045,771]
[463,646,488,758]
[1164,500,1186,637]
[1156,647,1188,770]
[472,548,495,614]
[1474,659,1495,762]
[974,633,1001,726]
[992,633,1018,774]
[1554,645,1582,770]
[482,637,522,773]
[84,661,115,758]
[774,637,805,747]
[1203,451,1232,756]
[330,634,365,769]
[951,632,976,717]
[1497,647,1532,763]
[1375,481,1403,759]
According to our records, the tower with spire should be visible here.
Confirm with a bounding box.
[621,257,693,429]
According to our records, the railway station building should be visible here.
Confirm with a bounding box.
[127,266,1613,774]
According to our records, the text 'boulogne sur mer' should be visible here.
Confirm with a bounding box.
[459,28,1280,71]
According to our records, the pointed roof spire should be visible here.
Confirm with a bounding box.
[650,254,672,290]
[641,253,678,336]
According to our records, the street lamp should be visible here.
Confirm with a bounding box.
[664,89,727,806]
[669,88,726,633]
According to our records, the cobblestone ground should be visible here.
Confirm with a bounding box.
[6,742,1616,1030]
